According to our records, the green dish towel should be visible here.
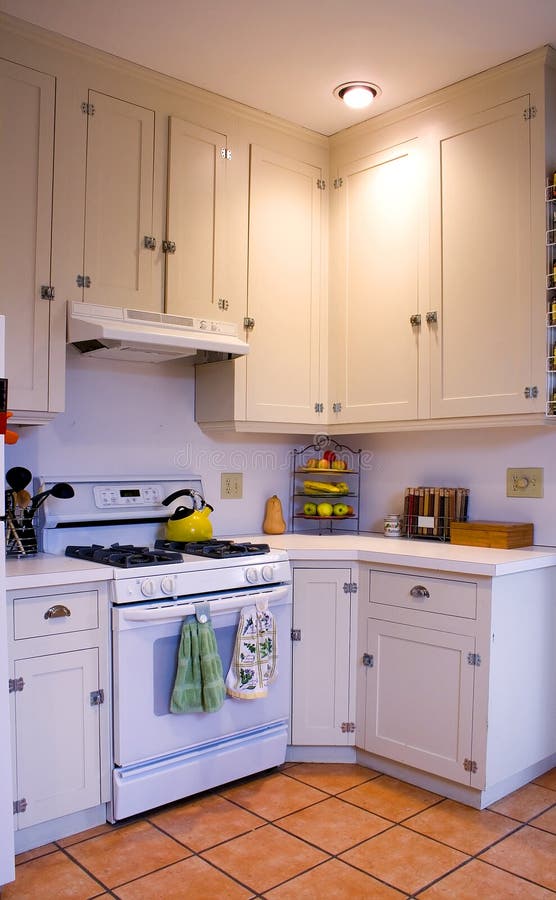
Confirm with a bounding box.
[171,614,226,714]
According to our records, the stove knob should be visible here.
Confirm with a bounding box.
[141,578,156,598]
[261,564,274,582]
[161,574,176,596]
[245,566,259,584]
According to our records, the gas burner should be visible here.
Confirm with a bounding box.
[154,539,271,559]
[65,543,184,568]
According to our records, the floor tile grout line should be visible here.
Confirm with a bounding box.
[53,843,118,898]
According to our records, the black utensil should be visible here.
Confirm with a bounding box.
[25,482,75,518]
[5,467,32,492]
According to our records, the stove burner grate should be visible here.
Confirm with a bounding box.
[65,543,184,568]
[154,539,271,559]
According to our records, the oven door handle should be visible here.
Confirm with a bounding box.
[119,585,291,623]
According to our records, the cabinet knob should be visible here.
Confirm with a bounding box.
[44,604,71,619]
[409,314,421,326]
[426,310,438,324]
[409,585,430,599]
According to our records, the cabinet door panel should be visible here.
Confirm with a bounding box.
[13,649,101,828]
[165,117,227,321]
[430,96,532,416]
[292,569,352,745]
[0,59,53,411]
[246,146,322,423]
[84,91,155,310]
[331,141,421,423]
[364,619,474,783]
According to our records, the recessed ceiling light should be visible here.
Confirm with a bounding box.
[334,81,382,109]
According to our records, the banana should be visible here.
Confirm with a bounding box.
[303,480,349,495]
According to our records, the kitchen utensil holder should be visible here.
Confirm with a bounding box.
[5,491,38,557]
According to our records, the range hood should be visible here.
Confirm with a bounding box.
[67,301,250,363]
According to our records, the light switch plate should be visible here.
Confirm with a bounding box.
[506,467,544,498]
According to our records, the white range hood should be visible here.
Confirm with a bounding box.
[67,301,249,363]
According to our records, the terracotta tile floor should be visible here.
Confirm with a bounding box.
[3,763,556,899]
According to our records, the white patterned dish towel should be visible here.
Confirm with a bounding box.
[226,598,277,699]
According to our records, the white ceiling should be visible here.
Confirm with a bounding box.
[2,0,556,135]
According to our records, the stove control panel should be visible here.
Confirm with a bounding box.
[245,564,276,584]
[94,484,164,508]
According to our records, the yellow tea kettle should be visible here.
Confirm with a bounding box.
[162,488,214,542]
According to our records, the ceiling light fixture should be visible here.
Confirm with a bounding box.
[334,81,381,109]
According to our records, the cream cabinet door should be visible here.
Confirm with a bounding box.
[83,91,155,310]
[330,140,423,423]
[246,146,323,423]
[429,96,533,417]
[291,568,353,745]
[0,59,54,412]
[11,649,101,829]
[165,117,228,321]
[364,619,475,784]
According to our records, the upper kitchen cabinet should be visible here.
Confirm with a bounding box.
[0,57,63,422]
[328,137,425,424]
[81,91,156,311]
[165,117,231,322]
[195,140,328,432]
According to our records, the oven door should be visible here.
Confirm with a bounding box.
[112,585,292,768]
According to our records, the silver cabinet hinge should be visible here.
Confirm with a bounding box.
[463,758,478,773]
[162,240,176,254]
[291,628,301,642]
[244,317,255,331]
[341,722,355,733]
[143,235,156,250]
[314,402,324,413]
[343,581,357,594]
[316,178,326,190]
[467,652,481,666]
[220,147,232,160]
[523,106,537,121]
[81,101,95,116]
[362,653,374,668]
[40,285,55,301]
[13,798,27,815]
[524,386,539,399]
[8,677,24,693]
[90,689,105,706]
[332,402,343,414]
[76,274,91,289]
[217,298,229,311]
[333,177,343,189]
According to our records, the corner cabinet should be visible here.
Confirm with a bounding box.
[195,141,328,432]
[8,583,111,839]
[291,566,357,747]
[0,58,64,422]
[357,564,556,805]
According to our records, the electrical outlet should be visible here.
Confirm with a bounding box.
[221,473,243,499]
[506,467,544,498]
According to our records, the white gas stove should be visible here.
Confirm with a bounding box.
[39,475,292,822]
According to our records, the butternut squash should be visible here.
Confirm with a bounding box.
[263,494,286,534]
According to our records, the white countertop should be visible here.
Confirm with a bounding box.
[5,533,556,590]
[234,532,556,577]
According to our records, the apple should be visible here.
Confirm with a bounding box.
[317,458,330,469]
[331,459,347,470]
[316,502,333,517]
[346,505,354,515]
[333,503,349,516]
[323,450,337,463]
[303,502,317,516]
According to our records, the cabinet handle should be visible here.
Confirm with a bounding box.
[409,314,421,326]
[44,604,71,620]
[426,310,438,324]
[409,585,430,599]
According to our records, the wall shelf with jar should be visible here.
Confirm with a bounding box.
[291,439,361,534]
[545,178,556,416]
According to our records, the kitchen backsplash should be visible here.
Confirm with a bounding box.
[6,353,556,545]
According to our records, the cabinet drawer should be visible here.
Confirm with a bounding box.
[13,590,99,639]
[369,570,477,619]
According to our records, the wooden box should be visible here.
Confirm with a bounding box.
[450,521,534,549]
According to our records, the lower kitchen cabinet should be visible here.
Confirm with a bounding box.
[7,583,110,835]
[291,566,357,746]
[357,565,556,805]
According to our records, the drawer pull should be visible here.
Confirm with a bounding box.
[410,585,430,599]
[44,604,71,620]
